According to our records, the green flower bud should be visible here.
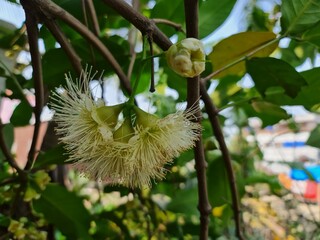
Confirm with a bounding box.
[33,170,51,190]
[91,104,124,129]
[8,219,23,233]
[133,106,159,128]
[24,186,40,202]
[166,38,205,77]
[113,118,135,143]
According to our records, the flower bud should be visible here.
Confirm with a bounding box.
[166,38,205,77]
[33,170,51,190]
[113,118,135,143]
[91,103,124,129]
[23,186,40,202]
[133,106,159,128]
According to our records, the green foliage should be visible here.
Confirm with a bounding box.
[281,0,320,36]
[33,184,92,240]
[246,57,307,98]
[306,125,320,149]
[0,124,14,160]
[1,0,320,239]
[10,100,33,126]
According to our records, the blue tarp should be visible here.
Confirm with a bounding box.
[290,166,320,182]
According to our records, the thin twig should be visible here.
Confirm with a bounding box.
[20,2,44,170]
[44,20,83,75]
[82,0,97,67]
[0,177,18,187]
[127,0,139,80]
[152,18,185,33]
[184,1,211,239]
[147,33,155,93]
[24,0,132,94]
[85,0,100,35]
[200,81,243,239]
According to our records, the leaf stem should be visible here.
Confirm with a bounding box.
[21,3,45,170]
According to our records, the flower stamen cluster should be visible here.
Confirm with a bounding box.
[51,71,201,188]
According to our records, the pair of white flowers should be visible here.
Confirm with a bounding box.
[51,75,201,189]
[51,38,205,189]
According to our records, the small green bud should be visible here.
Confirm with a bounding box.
[113,118,135,143]
[33,170,51,190]
[166,38,205,77]
[133,107,159,128]
[23,186,40,202]
[91,103,124,128]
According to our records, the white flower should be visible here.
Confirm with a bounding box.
[50,70,123,163]
[166,38,206,77]
[50,69,202,189]
[123,106,202,188]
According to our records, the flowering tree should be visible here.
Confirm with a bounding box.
[1,0,320,239]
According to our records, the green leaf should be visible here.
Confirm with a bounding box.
[198,0,237,39]
[302,21,320,47]
[207,154,231,207]
[245,172,281,193]
[306,125,320,148]
[280,39,317,67]
[263,67,320,109]
[246,57,307,98]
[166,187,199,216]
[151,1,185,37]
[42,48,74,89]
[0,124,14,160]
[208,32,278,79]
[210,75,242,108]
[239,102,289,128]
[33,145,69,169]
[33,184,92,240]
[251,100,289,119]
[10,100,33,126]
[281,0,320,36]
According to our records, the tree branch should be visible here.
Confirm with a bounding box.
[200,81,243,239]
[44,20,83,75]
[101,0,172,50]
[24,0,132,94]
[152,18,185,33]
[85,0,100,36]
[184,1,211,239]
[21,2,44,170]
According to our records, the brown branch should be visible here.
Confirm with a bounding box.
[81,0,97,67]
[152,18,185,33]
[200,81,243,240]
[184,1,211,239]
[127,0,139,80]
[85,0,100,36]
[44,20,83,75]
[147,33,155,93]
[24,0,132,94]
[21,2,44,171]
[101,0,172,50]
